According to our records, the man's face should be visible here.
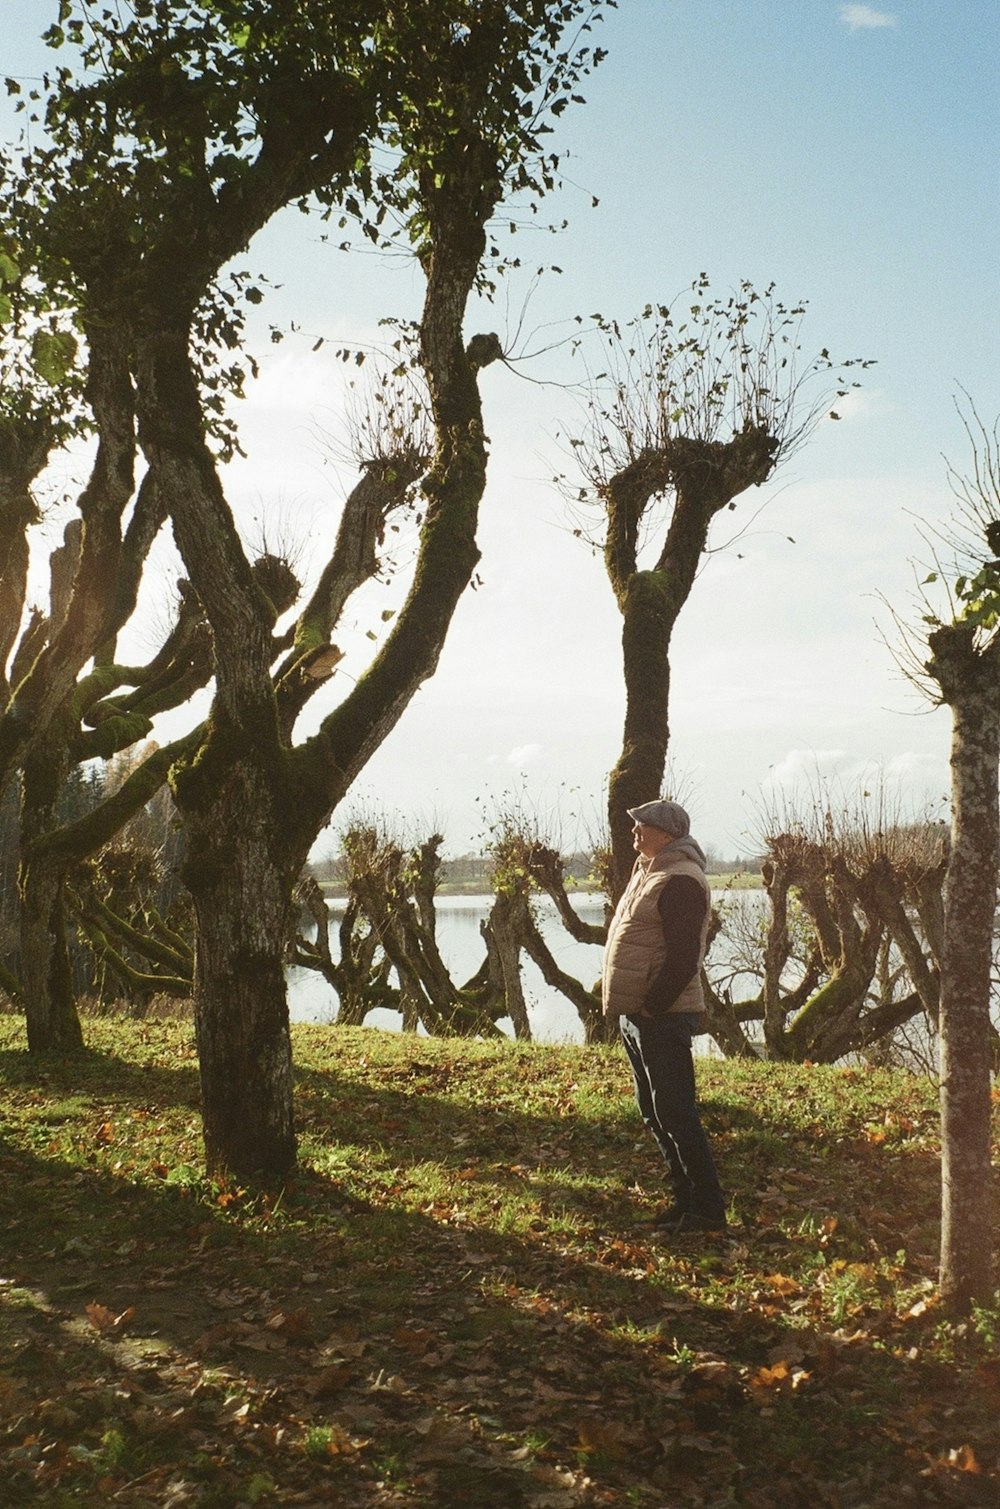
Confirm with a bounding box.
[632,821,674,859]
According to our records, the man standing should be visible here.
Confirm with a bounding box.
[602,799,727,1235]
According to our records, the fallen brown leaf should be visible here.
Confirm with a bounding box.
[85,1302,135,1333]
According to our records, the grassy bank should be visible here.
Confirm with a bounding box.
[0,1017,996,1507]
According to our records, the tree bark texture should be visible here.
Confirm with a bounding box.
[135,323,297,1177]
[183,755,298,1179]
[938,696,997,1310]
[18,739,83,1051]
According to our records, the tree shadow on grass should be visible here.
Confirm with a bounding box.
[0,1118,990,1509]
[0,1036,994,1507]
[0,1033,203,1112]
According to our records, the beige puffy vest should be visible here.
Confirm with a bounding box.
[602,848,711,1019]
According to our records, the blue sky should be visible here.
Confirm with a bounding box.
[4,1,999,858]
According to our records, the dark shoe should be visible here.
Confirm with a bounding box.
[656,1211,728,1237]
[649,1204,690,1233]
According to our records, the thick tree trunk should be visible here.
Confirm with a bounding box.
[19,741,84,1052]
[182,756,298,1180]
[19,853,83,1052]
[938,698,997,1310]
[137,319,299,1177]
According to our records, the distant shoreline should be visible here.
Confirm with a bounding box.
[317,871,764,900]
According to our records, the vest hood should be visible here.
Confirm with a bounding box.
[662,835,707,870]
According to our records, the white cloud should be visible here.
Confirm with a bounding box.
[823,385,890,424]
[762,747,855,794]
[760,747,949,816]
[882,751,951,805]
[839,4,897,31]
[506,743,544,767]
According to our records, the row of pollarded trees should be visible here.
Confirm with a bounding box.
[3,5,996,1311]
[299,731,995,1319]
[1,265,867,1046]
[1,0,862,1151]
[294,800,960,1069]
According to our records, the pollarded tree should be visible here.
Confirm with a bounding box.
[0,16,300,1048]
[564,279,870,902]
[293,814,607,1039]
[10,552,301,1041]
[0,239,284,1046]
[896,403,1000,1311]
[702,803,949,1064]
[0,191,199,1047]
[14,601,210,1048]
[308,825,508,1035]
[178,3,612,1178]
[0,256,86,1042]
[28,1,615,1176]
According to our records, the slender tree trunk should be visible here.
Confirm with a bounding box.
[939,698,997,1310]
[603,435,777,900]
[607,571,673,898]
[761,865,792,1059]
[481,891,532,1040]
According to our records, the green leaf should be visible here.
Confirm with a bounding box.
[31,328,78,385]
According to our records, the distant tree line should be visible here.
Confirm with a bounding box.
[310,847,768,894]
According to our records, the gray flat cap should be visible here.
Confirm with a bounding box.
[626,799,691,837]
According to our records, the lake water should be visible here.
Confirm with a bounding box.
[288,891,750,1046]
[288,892,604,1042]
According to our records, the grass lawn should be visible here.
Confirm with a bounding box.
[0,1015,997,1507]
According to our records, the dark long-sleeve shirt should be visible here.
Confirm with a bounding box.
[642,874,707,1016]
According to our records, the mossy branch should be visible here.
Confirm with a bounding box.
[70,886,193,979]
[30,729,201,864]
